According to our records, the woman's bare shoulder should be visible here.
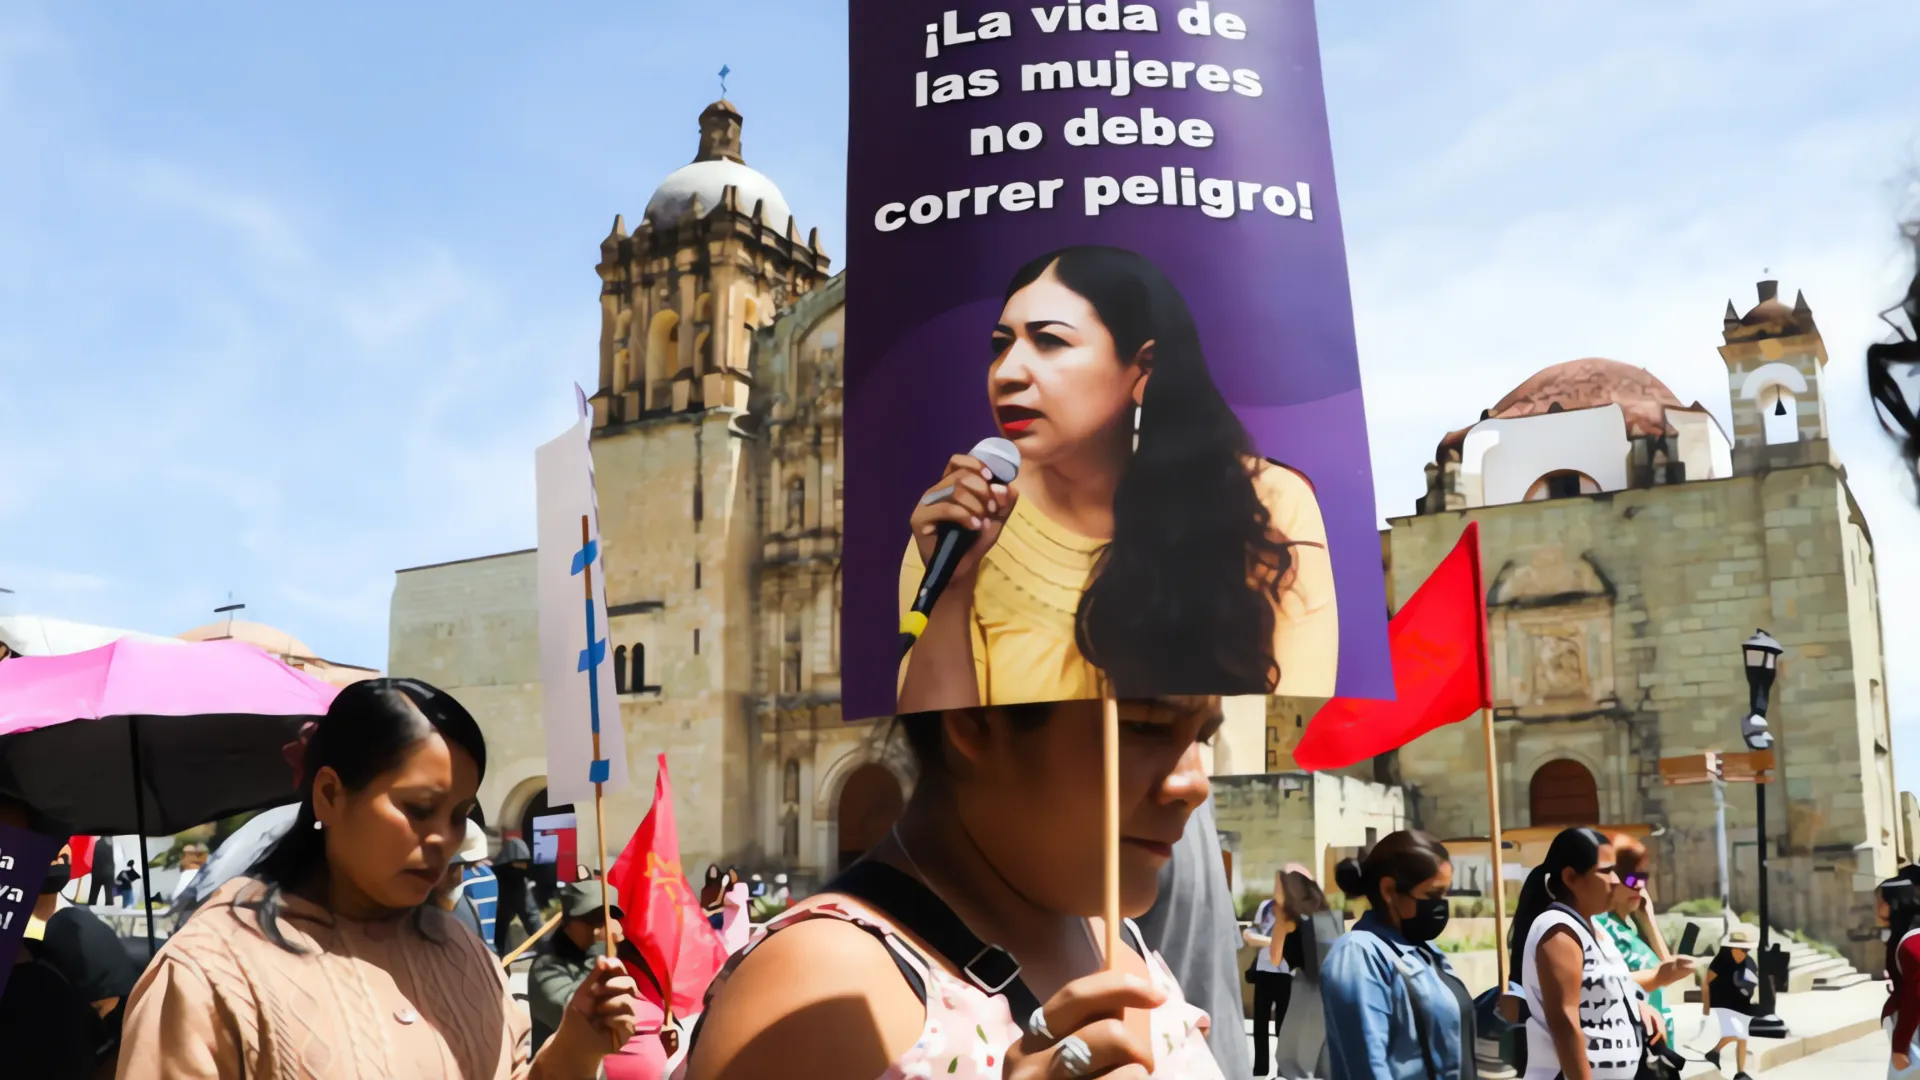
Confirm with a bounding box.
[686,903,926,1080]
[1247,459,1327,542]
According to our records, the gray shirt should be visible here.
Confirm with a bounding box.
[1133,796,1252,1079]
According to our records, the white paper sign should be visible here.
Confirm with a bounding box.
[535,390,632,806]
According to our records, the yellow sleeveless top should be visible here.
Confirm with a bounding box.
[897,461,1338,704]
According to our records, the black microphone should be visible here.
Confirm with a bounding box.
[900,437,1021,659]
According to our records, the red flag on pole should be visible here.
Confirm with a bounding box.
[68,836,94,883]
[1294,522,1492,771]
[606,754,727,1018]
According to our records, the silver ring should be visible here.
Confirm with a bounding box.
[1054,1035,1093,1078]
[1026,1005,1053,1042]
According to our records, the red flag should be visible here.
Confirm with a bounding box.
[1294,522,1491,771]
[68,836,95,882]
[606,754,727,1018]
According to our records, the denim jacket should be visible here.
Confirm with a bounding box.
[1321,911,1466,1080]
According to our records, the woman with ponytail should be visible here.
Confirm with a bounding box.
[1876,868,1920,1077]
[1510,828,1650,1080]
[1320,830,1472,1079]
[116,678,641,1079]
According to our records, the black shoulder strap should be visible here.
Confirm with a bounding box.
[827,860,1043,1020]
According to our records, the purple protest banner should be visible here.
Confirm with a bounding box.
[0,825,62,997]
[844,0,1392,719]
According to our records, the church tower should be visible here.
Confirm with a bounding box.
[592,99,831,423]
[582,99,831,870]
[1718,278,1831,474]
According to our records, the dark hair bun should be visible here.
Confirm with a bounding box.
[1333,858,1366,897]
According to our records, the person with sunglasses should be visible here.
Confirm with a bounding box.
[1591,835,1694,1050]
[1509,828,1650,1080]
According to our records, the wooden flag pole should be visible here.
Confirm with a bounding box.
[500,911,566,967]
[1482,708,1510,992]
[580,516,623,1050]
[1102,696,1121,968]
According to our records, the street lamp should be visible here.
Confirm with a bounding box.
[1739,629,1788,1039]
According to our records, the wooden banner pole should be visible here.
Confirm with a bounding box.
[1102,697,1121,969]
[1482,707,1510,992]
[580,515,625,1050]
[500,911,565,967]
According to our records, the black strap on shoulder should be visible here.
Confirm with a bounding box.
[828,859,1043,1020]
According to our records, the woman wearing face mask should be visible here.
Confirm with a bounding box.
[1321,830,1472,1080]
[1510,828,1648,1080]
[898,245,1337,714]
[0,800,114,1079]
[116,678,641,1079]
[1876,870,1920,1078]
[676,699,1226,1080]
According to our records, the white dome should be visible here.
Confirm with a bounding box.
[646,159,792,228]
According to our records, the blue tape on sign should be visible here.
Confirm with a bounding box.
[571,539,598,576]
[590,759,611,784]
[577,638,607,672]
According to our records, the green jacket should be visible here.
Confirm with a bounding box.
[528,935,601,1054]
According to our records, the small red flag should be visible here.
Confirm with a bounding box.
[68,836,95,883]
[606,754,727,1018]
[1294,522,1492,771]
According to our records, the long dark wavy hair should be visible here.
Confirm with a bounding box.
[1869,221,1920,498]
[1508,826,1608,981]
[1002,246,1296,696]
[241,678,488,953]
[1881,865,1920,980]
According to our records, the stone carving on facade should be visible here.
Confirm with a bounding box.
[1533,631,1590,700]
[1486,546,1617,718]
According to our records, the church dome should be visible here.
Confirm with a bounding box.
[1436,358,1688,461]
[179,618,317,660]
[644,99,793,228]
[646,158,792,227]
[1486,358,1683,435]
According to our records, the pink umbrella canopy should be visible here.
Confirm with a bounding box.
[0,638,343,836]
[0,638,340,734]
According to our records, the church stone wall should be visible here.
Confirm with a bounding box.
[1386,461,1891,968]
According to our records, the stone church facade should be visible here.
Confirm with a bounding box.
[1264,285,1895,968]
[389,98,1897,969]
[388,100,1269,888]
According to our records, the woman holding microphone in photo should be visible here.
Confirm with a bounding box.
[897,245,1338,713]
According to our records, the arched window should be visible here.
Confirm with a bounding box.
[613,645,629,694]
[783,759,801,804]
[786,476,806,532]
[1524,470,1600,502]
[1759,385,1799,445]
[1530,759,1601,827]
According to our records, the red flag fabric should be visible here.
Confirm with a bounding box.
[68,835,95,883]
[1294,522,1491,771]
[606,754,727,1018]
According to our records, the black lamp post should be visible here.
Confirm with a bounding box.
[1740,629,1788,1039]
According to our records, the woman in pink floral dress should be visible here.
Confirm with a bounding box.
[675,700,1229,1080]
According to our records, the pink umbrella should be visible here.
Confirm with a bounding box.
[0,638,340,836]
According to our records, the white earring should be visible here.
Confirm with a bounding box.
[313,820,323,831]
[1131,404,1141,453]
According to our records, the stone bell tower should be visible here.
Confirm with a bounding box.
[591,99,831,426]
[579,98,831,874]
[1718,278,1831,474]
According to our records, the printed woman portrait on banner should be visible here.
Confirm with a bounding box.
[897,245,1337,712]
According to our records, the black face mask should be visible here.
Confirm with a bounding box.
[41,860,72,896]
[1399,896,1451,943]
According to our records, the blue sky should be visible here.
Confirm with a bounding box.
[3,3,1919,777]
